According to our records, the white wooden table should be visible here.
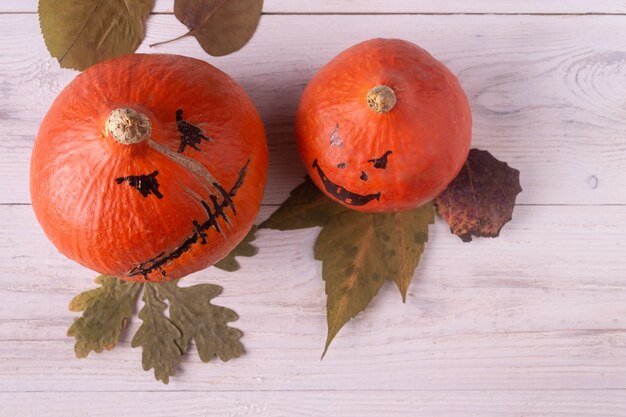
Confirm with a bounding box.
[1,1,626,416]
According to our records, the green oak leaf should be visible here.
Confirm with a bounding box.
[67,275,142,358]
[315,204,434,357]
[435,149,522,242]
[153,0,263,56]
[259,177,348,230]
[214,226,258,271]
[131,284,183,384]
[159,281,244,363]
[39,0,154,70]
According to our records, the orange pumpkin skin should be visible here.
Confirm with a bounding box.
[296,38,472,212]
[30,54,268,282]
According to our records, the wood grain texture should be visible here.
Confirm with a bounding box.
[1,0,626,14]
[2,391,626,417]
[1,14,626,205]
[1,204,626,392]
[1,3,626,416]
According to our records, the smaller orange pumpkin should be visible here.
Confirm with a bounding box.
[296,38,472,212]
[30,54,268,282]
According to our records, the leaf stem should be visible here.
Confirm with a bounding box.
[149,31,191,48]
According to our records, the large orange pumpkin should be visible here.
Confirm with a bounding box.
[31,54,268,282]
[296,38,472,212]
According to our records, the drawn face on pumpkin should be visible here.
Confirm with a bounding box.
[296,39,472,213]
[310,148,393,207]
[30,54,269,283]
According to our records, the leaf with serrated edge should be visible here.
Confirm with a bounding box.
[316,212,384,357]
[131,284,183,384]
[377,204,434,302]
[159,281,244,363]
[435,149,522,242]
[67,275,141,358]
[152,0,263,56]
[260,177,347,230]
[214,226,258,271]
[39,0,154,70]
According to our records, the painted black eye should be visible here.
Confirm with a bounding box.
[368,150,392,169]
[337,162,347,169]
[360,171,368,181]
[116,170,163,199]
[176,109,211,153]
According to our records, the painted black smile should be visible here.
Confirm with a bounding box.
[312,159,380,206]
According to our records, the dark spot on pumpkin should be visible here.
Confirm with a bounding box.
[330,123,343,147]
[176,109,211,153]
[127,159,251,280]
[360,171,368,181]
[115,170,163,199]
[312,159,380,206]
[337,162,347,169]
[368,150,392,169]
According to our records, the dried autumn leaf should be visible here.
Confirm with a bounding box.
[153,0,263,56]
[131,284,183,384]
[259,177,347,230]
[378,204,434,302]
[67,275,141,358]
[315,204,433,356]
[159,281,244,363]
[214,226,258,272]
[39,0,154,70]
[435,149,522,242]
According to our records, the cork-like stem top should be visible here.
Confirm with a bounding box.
[106,108,152,145]
[366,85,397,113]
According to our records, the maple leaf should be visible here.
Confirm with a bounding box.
[131,284,183,384]
[435,149,522,242]
[67,275,141,358]
[159,281,244,363]
[259,177,347,230]
[263,178,434,355]
[376,206,434,302]
[315,205,433,356]
[214,226,258,272]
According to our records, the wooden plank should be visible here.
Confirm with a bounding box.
[1,204,626,391]
[2,391,626,417]
[2,14,626,205]
[2,0,626,14]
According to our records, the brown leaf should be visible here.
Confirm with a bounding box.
[259,177,347,230]
[39,0,154,70]
[153,0,263,56]
[67,276,142,358]
[435,148,522,242]
[315,205,433,357]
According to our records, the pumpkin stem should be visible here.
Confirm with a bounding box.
[367,85,397,113]
[106,108,152,145]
